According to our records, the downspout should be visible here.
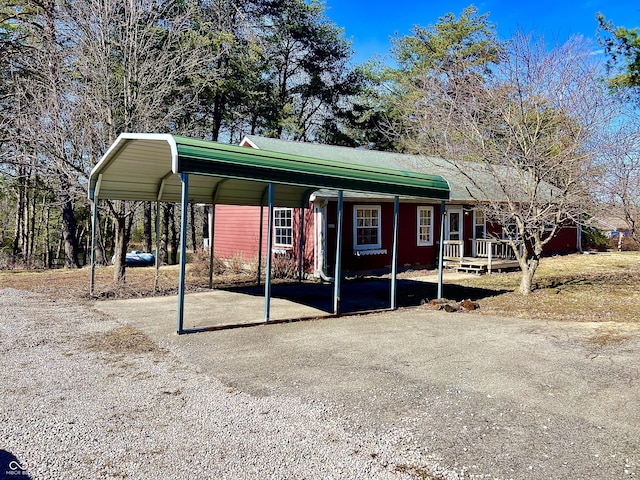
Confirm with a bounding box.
[333,191,344,315]
[314,197,334,282]
[437,201,446,299]
[577,222,583,253]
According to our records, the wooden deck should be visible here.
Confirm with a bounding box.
[445,257,520,274]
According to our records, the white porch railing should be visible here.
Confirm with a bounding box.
[443,240,464,260]
[444,239,523,272]
[474,239,521,259]
[474,239,523,273]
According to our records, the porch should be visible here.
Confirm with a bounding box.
[443,239,522,274]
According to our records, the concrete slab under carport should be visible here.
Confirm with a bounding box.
[95,287,330,334]
[94,273,492,334]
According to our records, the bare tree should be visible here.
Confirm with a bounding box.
[69,0,214,283]
[4,1,92,268]
[395,33,616,294]
[596,109,640,245]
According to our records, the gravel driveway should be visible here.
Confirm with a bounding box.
[2,287,639,479]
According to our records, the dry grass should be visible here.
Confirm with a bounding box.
[0,262,257,301]
[84,324,162,355]
[454,252,640,323]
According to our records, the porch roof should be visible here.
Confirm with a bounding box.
[88,134,450,206]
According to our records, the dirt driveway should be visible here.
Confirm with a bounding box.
[95,283,640,480]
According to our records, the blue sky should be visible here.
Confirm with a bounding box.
[322,0,640,63]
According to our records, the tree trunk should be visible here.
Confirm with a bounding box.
[160,204,169,264]
[190,203,197,252]
[27,172,37,265]
[518,256,540,295]
[13,166,25,257]
[44,203,51,268]
[143,202,152,253]
[170,204,178,265]
[61,193,80,269]
[93,218,107,266]
[113,214,127,284]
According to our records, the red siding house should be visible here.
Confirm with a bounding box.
[209,136,580,276]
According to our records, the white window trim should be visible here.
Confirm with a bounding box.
[416,206,434,246]
[473,209,486,240]
[273,207,293,248]
[446,207,463,241]
[353,205,382,251]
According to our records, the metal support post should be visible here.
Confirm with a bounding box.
[90,198,98,295]
[257,205,264,286]
[154,200,160,292]
[333,191,344,315]
[437,201,446,299]
[264,184,275,322]
[177,173,189,334]
[208,204,215,288]
[391,196,399,310]
[298,209,305,282]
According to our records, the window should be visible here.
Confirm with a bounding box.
[502,223,519,240]
[474,209,486,239]
[354,206,381,249]
[417,206,434,246]
[274,208,293,246]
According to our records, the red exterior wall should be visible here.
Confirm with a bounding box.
[213,202,579,275]
[213,205,264,261]
[542,226,579,254]
[213,205,314,269]
[325,201,444,272]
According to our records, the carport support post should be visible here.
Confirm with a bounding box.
[437,201,446,299]
[257,205,264,286]
[154,200,160,292]
[391,196,399,310]
[177,173,189,334]
[298,209,305,282]
[333,190,344,315]
[90,198,98,295]
[264,183,275,322]
[208,204,215,289]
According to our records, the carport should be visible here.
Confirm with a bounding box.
[88,133,450,333]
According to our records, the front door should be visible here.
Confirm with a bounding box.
[446,208,462,241]
[445,208,464,258]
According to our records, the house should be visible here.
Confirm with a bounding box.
[584,215,632,251]
[210,136,581,276]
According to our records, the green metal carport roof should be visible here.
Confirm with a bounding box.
[88,133,450,205]
[88,133,451,334]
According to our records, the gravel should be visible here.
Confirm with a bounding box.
[0,288,463,480]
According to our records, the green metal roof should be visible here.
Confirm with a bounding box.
[243,135,506,203]
[88,134,450,206]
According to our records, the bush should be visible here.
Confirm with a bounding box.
[582,226,609,251]
[189,249,225,277]
[272,252,298,279]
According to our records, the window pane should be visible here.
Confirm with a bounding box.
[417,207,433,245]
[355,206,381,247]
[274,208,293,246]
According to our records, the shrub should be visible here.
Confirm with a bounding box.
[189,249,225,277]
[272,251,298,279]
